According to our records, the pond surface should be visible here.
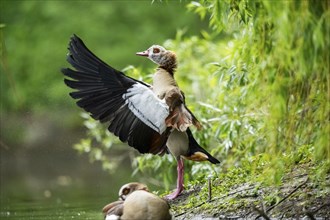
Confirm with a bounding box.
[0,138,137,220]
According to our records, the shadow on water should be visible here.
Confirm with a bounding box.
[0,112,140,219]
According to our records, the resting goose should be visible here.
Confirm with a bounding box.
[102,182,172,220]
[62,35,220,199]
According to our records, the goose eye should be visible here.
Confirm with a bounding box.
[122,187,130,195]
[153,48,160,53]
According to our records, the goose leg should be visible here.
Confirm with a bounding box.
[165,158,184,200]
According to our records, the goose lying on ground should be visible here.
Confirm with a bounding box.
[102,182,172,220]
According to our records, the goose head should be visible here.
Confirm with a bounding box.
[118,182,149,201]
[136,45,177,73]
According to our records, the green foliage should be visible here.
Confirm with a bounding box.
[37,0,330,190]
[185,0,329,180]
[73,112,121,173]
[0,1,206,113]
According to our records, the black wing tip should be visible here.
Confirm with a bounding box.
[207,155,220,164]
[186,128,220,164]
[71,33,81,42]
[61,67,70,75]
[68,34,86,52]
[193,146,220,164]
[63,78,77,90]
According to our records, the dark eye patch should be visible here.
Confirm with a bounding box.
[122,187,130,195]
[153,48,160,53]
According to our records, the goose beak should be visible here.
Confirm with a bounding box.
[136,50,149,57]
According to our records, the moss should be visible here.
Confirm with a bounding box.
[170,161,330,219]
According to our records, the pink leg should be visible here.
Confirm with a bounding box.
[165,158,184,200]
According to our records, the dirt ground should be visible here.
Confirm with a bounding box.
[169,164,330,219]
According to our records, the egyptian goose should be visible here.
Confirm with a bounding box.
[62,35,220,199]
[102,182,172,220]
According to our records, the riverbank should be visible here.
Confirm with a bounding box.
[169,162,330,219]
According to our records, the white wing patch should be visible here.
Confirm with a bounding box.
[123,83,169,134]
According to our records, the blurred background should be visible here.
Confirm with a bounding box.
[0,1,209,219]
[1,0,329,219]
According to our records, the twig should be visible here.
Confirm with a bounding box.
[311,202,330,214]
[175,185,257,217]
[255,178,308,220]
[279,202,294,220]
[253,205,271,220]
[266,178,308,213]
[304,202,330,219]
[208,178,212,202]
[175,201,206,217]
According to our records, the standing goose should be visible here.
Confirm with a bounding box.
[102,182,172,220]
[62,35,220,199]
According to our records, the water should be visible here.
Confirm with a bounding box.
[0,113,170,220]
[1,199,103,219]
[0,139,136,220]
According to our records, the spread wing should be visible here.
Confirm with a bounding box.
[62,35,170,154]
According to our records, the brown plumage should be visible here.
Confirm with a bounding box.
[136,45,218,199]
[102,200,124,218]
[102,182,172,220]
[164,87,202,131]
[62,36,220,200]
[142,49,201,132]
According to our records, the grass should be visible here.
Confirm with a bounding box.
[168,160,330,219]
